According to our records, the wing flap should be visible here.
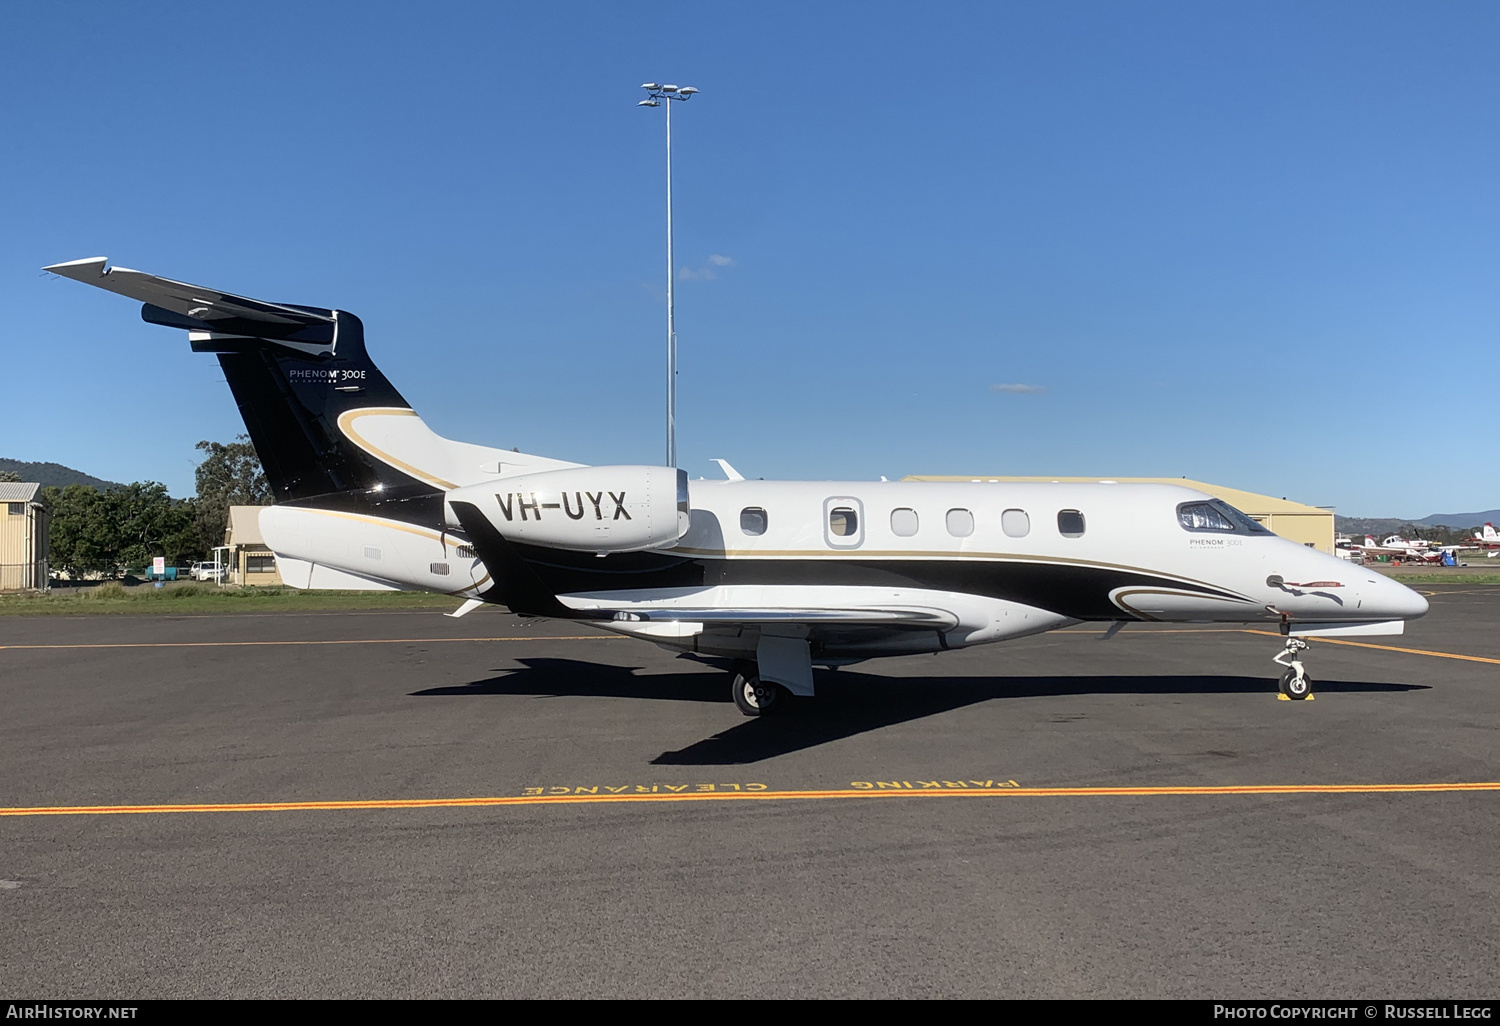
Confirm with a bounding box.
[602,607,959,628]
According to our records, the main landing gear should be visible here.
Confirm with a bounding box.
[731,663,794,717]
[1272,637,1315,701]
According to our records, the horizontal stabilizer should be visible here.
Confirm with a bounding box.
[45,257,335,342]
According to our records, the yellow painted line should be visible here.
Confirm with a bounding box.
[1241,629,1500,666]
[3,783,1496,818]
[0,636,624,652]
[1077,626,1499,666]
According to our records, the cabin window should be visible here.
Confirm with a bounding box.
[740,507,768,536]
[830,507,859,537]
[946,508,974,537]
[1001,509,1029,538]
[890,508,919,537]
[823,497,865,548]
[1057,510,1085,538]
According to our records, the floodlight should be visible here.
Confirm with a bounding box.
[642,83,660,90]
[661,84,679,92]
[679,86,698,95]
[638,99,659,106]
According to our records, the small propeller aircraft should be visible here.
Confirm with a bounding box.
[47,257,1429,707]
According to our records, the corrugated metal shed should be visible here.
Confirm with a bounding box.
[0,482,40,502]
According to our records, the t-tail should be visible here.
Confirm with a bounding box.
[43,257,576,529]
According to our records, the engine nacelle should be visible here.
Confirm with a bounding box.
[445,465,690,553]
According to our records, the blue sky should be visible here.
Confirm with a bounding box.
[2,1,1495,517]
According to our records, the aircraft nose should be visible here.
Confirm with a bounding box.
[1368,575,1429,620]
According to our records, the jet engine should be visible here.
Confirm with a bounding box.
[444,465,690,553]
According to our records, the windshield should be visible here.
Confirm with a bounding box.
[1177,499,1270,535]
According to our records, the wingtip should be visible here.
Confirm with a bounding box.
[43,256,109,281]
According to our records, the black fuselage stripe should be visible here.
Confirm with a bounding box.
[510,543,1243,622]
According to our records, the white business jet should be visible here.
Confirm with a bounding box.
[47,258,1429,708]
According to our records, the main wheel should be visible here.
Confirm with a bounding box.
[1278,667,1313,700]
[731,666,787,716]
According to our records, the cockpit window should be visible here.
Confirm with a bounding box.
[1177,500,1269,535]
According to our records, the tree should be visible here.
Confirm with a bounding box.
[0,470,20,483]
[109,482,199,567]
[44,483,201,577]
[193,436,270,554]
[43,485,114,577]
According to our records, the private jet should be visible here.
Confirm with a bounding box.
[46,257,1430,709]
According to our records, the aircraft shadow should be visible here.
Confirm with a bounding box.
[652,673,1427,765]
[410,659,1427,766]
[409,658,726,703]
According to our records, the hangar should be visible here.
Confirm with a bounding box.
[902,477,1335,554]
[0,482,49,591]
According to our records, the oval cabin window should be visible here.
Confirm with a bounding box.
[890,508,919,537]
[1001,509,1030,538]
[740,507,768,536]
[1057,510,1086,538]
[946,509,974,537]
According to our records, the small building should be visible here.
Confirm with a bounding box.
[902,476,1335,553]
[0,483,50,591]
[224,506,283,586]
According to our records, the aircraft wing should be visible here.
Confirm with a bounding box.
[600,606,960,628]
[44,257,335,339]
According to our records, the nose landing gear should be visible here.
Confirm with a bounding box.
[1272,638,1315,700]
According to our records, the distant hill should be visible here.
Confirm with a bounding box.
[1337,510,1499,539]
[1414,510,1500,528]
[1337,516,1419,537]
[0,459,123,491]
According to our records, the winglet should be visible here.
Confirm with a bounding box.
[711,459,744,481]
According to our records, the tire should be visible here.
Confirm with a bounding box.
[1278,668,1313,700]
[731,667,786,717]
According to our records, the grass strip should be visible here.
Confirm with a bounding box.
[0,581,462,615]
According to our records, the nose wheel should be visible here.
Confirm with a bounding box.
[1272,638,1315,700]
[731,663,792,716]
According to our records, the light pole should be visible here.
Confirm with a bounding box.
[638,82,698,468]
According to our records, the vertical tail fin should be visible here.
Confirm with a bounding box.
[45,258,432,503]
[181,310,421,501]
